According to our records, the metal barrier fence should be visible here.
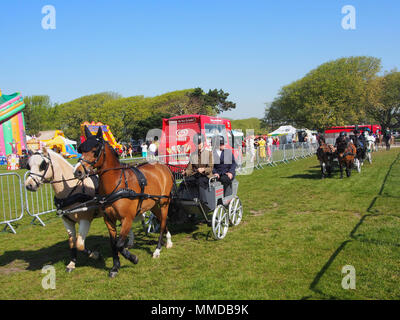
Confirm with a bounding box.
[23,171,56,227]
[0,173,25,234]
[248,142,319,170]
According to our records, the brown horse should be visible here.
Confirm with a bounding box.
[336,136,357,178]
[74,127,174,278]
[316,139,336,178]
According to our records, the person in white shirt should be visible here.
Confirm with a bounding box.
[267,136,273,162]
[148,141,157,161]
[141,142,148,158]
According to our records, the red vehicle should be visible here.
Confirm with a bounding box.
[324,124,381,144]
[159,115,242,166]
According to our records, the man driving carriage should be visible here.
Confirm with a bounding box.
[212,135,237,196]
[183,133,214,190]
[335,131,350,147]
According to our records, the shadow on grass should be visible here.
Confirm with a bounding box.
[283,169,324,180]
[303,151,400,300]
[0,235,108,272]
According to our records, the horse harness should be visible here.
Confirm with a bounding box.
[96,164,170,215]
[64,140,171,217]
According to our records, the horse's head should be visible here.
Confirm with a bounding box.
[74,126,105,180]
[25,147,54,192]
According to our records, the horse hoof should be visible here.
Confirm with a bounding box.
[109,270,118,278]
[66,267,74,273]
[132,256,139,264]
[153,249,161,259]
[166,242,173,249]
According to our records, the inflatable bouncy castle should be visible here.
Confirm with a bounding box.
[80,121,122,152]
[0,90,27,156]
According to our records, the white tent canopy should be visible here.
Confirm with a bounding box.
[268,125,297,136]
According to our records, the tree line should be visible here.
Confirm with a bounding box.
[24,88,236,142]
[263,56,400,133]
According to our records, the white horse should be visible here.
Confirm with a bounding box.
[24,147,135,272]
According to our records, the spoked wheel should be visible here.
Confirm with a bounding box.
[212,205,229,240]
[228,196,243,226]
[142,212,160,235]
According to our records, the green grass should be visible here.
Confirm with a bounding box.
[0,149,399,299]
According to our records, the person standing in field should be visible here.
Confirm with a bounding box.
[141,141,148,158]
[148,140,157,161]
[267,135,273,162]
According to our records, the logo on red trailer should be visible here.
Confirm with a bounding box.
[177,129,189,137]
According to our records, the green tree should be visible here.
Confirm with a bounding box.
[187,88,236,115]
[265,56,382,131]
[23,95,53,135]
[366,70,400,130]
[55,92,120,141]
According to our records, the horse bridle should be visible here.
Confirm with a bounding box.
[27,152,54,187]
[78,139,106,177]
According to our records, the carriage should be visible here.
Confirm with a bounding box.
[143,165,243,240]
[55,163,243,241]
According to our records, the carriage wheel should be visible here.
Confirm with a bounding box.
[212,205,229,240]
[228,196,243,226]
[142,212,160,235]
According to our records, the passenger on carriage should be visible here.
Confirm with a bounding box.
[212,136,237,196]
[352,129,366,149]
[183,133,214,190]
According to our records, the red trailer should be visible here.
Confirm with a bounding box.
[159,114,242,167]
[324,124,381,144]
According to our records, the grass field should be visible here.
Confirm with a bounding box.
[0,148,399,300]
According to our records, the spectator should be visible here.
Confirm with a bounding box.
[267,135,273,162]
[384,128,392,151]
[258,137,266,161]
[148,140,157,161]
[141,141,148,158]
[246,135,256,162]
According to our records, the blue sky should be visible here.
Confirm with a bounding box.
[0,0,399,119]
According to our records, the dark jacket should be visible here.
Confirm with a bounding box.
[212,149,237,178]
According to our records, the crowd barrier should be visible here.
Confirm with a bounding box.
[0,173,24,234]
[0,142,320,233]
[242,142,319,171]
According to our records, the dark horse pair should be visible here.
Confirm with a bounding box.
[316,137,356,179]
[74,127,174,278]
